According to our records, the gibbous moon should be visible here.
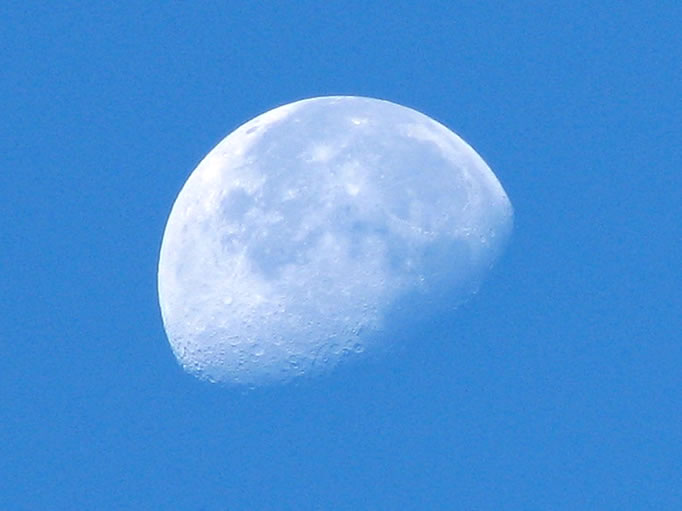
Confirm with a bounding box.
[158,96,512,384]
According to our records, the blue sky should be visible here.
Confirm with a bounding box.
[1,1,680,509]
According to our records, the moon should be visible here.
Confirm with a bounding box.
[158,96,513,384]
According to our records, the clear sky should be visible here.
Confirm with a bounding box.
[1,1,680,509]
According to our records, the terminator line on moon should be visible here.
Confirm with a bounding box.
[157,96,513,384]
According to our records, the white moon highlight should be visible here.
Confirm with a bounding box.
[158,96,512,384]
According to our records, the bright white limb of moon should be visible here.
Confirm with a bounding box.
[157,96,513,384]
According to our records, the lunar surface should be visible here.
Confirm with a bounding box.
[158,96,513,384]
